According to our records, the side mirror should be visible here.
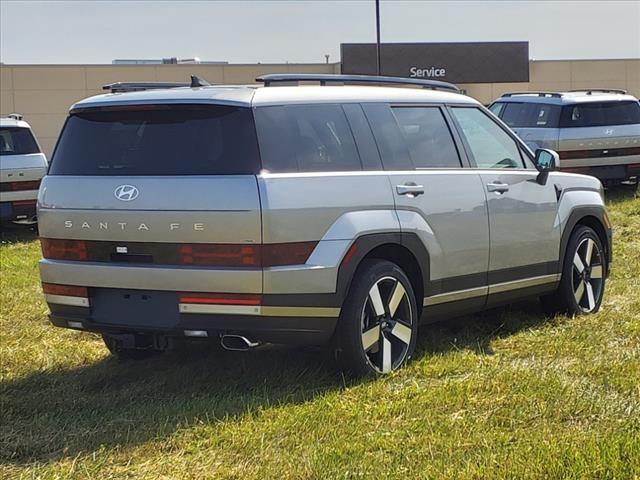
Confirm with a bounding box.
[534,148,559,185]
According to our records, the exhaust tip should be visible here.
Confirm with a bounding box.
[220,334,260,352]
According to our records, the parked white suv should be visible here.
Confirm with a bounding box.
[0,114,47,227]
[489,90,640,185]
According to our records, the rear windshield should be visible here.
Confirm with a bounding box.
[0,127,40,156]
[559,101,640,127]
[492,102,561,128]
[49,105,260,176]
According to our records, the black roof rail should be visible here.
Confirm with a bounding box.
[568,88,627,95]
[256,73,460,93]
[103,75,210,93]
[501,91,563,98]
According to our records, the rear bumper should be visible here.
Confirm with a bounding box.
[0,200,37,225]
[560,161,640,182]
[45,288,340,345]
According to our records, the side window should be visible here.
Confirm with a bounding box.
[392,107,461,168]
[361,104,413,170]
[451,107,525,169]
[342,103,383,171]
[488,102,505,117]
[254,104,362,173]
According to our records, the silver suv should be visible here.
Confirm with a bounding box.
[38,74,612,377]
[1,114,47,227]
[489,90,640,185]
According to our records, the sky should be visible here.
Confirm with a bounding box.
[1,0,639,64]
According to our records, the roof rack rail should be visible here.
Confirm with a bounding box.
[256,73,460,93]
[103,75,211,93]
[501,91,563,98]
[568,88,627,95]
[6,113,23,121]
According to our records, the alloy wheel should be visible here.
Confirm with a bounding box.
[571,237,604,313]
[360,276,414,373]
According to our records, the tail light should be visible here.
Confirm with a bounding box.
[179,242,317,267]
[178,293,261,305]
[558,150,589,160]
[0,180,41,192]
[40,239,317,267]
[179,244,260,267]
[559,166,590,174]
[41,238,88,261]
[261,242,317,267]
[12,200,37,207]
[42,283,88,297]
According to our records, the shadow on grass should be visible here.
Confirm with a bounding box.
[0,225,38,245]
[604,183,638,205]
[1,300,552,464]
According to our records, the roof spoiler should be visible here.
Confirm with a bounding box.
[256,73,460,93]
[103,75,210,93]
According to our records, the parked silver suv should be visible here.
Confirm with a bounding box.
[1,114,47,227]
[489,89,640,185]
[38,74,612,377]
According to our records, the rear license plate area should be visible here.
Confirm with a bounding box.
[91,288,179,328]
[593,165,626,179]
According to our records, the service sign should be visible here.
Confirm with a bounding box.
[340,42,529,83]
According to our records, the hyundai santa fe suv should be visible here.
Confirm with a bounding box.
[38,74,612,377]
[489,89,640,185]
[1,114,47,227]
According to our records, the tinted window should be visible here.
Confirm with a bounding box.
[500,102,561,128]
[560,101,640,127]
[0,127,40,156]
[392,107,461,168]
[255,104,361,173]
[342,104,382,170]
[362,104,412,170]
[451,107,524,169]
[50,105,259,176]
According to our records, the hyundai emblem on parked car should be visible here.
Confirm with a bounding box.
[114,184,139,201]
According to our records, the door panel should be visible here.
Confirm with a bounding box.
[479,171,560,272]
[450,106,562,284]
[390,171,490,287]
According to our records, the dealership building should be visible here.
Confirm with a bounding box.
[1,42,638,157]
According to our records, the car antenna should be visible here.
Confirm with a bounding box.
[190,75,210,88]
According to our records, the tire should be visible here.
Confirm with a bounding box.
[333,259,419,377]
[541,225,606,316]
[102,334,163,361]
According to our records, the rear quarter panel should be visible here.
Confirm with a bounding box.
[258,172,398,294]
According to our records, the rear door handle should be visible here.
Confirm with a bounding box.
[396,184,425,197]
[487,182,509,193]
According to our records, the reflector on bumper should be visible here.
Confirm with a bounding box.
[42,283,90,307]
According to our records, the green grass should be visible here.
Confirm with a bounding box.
[1,187,639,479]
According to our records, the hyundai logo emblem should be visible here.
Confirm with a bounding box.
[603,129,614,136]
[114,184,139,201]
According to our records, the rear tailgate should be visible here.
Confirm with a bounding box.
[557,100,640,169]
[558,124,640,168]
[39,103,263,295]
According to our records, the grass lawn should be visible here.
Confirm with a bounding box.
[1,187,639,479]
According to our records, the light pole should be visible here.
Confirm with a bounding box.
[375,0,381,75]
